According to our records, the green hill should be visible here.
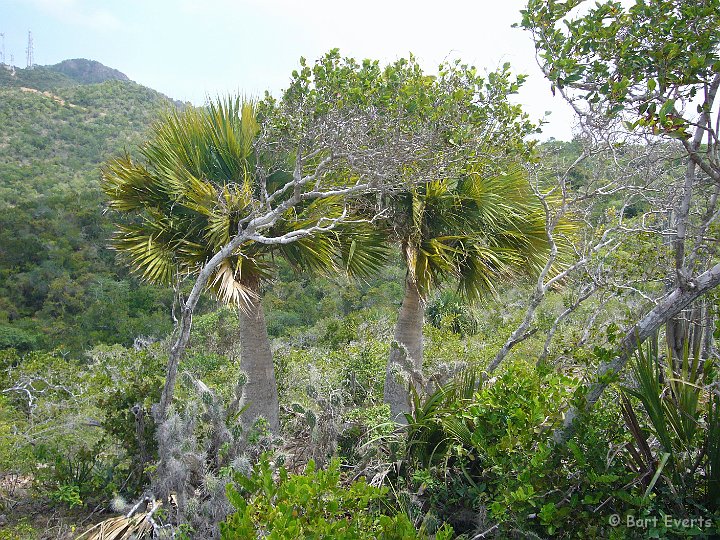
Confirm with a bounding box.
[0,61,179,352]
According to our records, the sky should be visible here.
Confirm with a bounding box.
[1,0,578,140]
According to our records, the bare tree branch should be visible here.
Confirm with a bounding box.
[555,261,720,444]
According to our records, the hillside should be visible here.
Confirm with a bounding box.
[0,61,178,352]
[0,60,406,354]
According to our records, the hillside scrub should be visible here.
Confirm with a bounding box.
[1,6,720,538]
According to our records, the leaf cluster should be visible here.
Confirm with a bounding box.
[221,455,453,539]
[520,0,720,136]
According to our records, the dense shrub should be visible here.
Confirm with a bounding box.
[402,361,637,538]
[221,456,453,539]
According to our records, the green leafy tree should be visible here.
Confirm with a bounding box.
[521,0,720,443]
[273,51,552,419]
[520,0,719,155]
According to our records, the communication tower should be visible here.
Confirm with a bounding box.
[0,33,5,64]
[25,31,33,69]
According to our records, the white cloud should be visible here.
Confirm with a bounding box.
[162,0,577,139]
[23,0,121,30]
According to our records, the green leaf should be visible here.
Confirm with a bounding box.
[658,99,675,121]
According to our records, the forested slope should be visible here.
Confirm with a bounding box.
[0,60,413,354]
[0,61,177,352]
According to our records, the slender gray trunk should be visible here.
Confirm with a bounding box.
[666,309,691,365]
[156,297,198,420]
[238,282,279,432]
[702,300,715,360]
[665,130,701,364]
[666,303,706,368]
[384,278,424,422]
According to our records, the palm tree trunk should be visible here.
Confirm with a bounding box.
[384,277,424,422]
[239,281,280,432]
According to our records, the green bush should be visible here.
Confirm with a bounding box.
[0,325,40,352]
[403,361,635,538]
[32,441,126,508]
[426,291,479,337]
[88,345,165,494]
[0,518,38,540]
[221,455,453,539]
[2,346,163,504]
[338,342,387,405]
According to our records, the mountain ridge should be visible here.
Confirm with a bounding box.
[49,58,131,84]
[1,58,131,90]
[1,57,187,108]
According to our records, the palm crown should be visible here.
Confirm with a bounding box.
[102,97,386,305]
[391,162,560,300]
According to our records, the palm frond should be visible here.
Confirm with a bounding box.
[104,95,377,307]
[102,155,172,212]
[388,159,571,301]
[111,224,178,285]
[337,225,390,279]
[211,259,258,307]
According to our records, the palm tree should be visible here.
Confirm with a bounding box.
[102,97,385,431]
[383,163,557,420]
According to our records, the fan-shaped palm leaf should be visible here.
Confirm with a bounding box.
[105,96,389,305]
[395,162,562,299]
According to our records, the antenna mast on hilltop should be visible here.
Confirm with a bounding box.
[0,33,5,64]
[25,31,33,69]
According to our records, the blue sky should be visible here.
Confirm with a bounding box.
[2,0,577,139]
